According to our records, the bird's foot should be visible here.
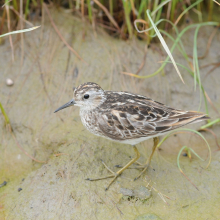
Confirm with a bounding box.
[86,146,140,190]
[86,159,121,191]
[115,160,150,181]
[115,160,147,169]
[133,161,150,181]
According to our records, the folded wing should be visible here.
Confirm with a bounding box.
[98,103,208,141]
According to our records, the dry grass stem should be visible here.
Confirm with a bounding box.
[93,0,121,33]
[9,6,34,27]
[11,132,47,163]
[188,27,218,60]
[5,4,14,61]
[20,0,24,66]
[205,92,220,116]
[199,128,220,150]
[205,62,220,76]
[135,45,148,75]
[43,3,87,63]
[81,0,84,17]
[146,180,175,205]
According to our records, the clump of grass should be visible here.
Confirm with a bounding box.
[0,0,219,41]
[128,4,219,126]
[1,1,218,120]
[1,0,217,129]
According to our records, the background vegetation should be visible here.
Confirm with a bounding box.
[1,0,219,125]
[1,1,220,218]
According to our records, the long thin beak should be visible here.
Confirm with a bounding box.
[54,99,76,113]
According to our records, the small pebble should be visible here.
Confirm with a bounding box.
[73,67,78,79]
[6,78,14,86]
[135,213,161,220]
[120,188,134,197]
[0,181,7,188]
[134,186,151,200]
[120,186,151,200]
[18,188,22,192]
[186,18,190,24]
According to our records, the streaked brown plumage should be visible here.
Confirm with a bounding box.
[54,82,209,190]
[95,90,208,144]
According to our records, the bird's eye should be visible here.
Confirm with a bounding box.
[84,94,89,99]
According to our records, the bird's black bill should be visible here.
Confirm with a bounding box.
[54,99,76,113]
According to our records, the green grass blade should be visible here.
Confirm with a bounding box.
[159,29,188,61]
[87,0,92,22]
[208,0,214,20]
[109,0,113,16]
[132,21,219,79]
[146,9,184,83]
[170,0,177,21]
[160,61,209,116]
[25,0,30,19]
[177,146,187,171]
[188,147,205,161]
[2,0,11,7]
[200,118,220,129]
[193,25,203,111]
[151,0,159,21]
[151,0,171,17]
[174,0,203,25]
[122,0,132,39]
[177,146,199,190]
[0,102,10,125]
[135,18,188,61]
[158,128,211,168]
[12,0,18,10]
[138,1,147,19]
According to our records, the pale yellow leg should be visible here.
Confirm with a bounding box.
[86,146,140,191]
[134,137,159,181]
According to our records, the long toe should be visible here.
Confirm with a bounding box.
[134,163,150,181]
[86,146,141,190]
[85,160,122,190]
[105,173,121,191]
[85,174,115,181]
[115,164,123,168]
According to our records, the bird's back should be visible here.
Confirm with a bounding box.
[93,91,209,144]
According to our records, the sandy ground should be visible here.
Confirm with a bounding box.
[0,8,220,220]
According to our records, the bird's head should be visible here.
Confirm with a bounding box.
[54,82,105,113]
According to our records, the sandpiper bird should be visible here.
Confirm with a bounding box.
[54,82,209,190]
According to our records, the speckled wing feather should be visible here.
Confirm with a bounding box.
[97,91,208,141]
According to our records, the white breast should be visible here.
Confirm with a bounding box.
[80,109,104,138]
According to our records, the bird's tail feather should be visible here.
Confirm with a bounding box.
[171,111,209,128]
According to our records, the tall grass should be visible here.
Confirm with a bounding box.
[0,0,218,40]
[1,1,219,115]
[1,0,218,119]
